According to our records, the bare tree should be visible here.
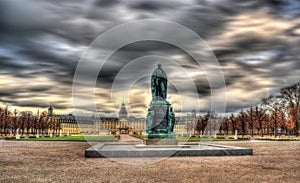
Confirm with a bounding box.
[254,106,267,137]
[262,95,288,137]
[238,110,247,137]
[0,106,13,136]
[228,113,237,135]
[246,107,255,137]
[40,111,48,135]
[0,107,6,136]
[195,112,210,136]
[220,117,230,136]
[280,83,300,136]
[19,111,33,136]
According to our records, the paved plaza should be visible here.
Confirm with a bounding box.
[1,140,299,182]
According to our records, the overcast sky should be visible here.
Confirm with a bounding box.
[0,0,300,117]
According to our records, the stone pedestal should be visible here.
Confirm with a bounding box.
[143,138,178,145]
[145,133,176,139]
[145,100,176,145]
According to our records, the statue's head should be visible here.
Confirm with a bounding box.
[153,64,166,77]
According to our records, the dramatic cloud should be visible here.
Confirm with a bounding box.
[0,0,299,116]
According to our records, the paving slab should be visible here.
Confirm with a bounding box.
[85,142,253,158]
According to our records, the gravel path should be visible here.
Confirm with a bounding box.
[0,140,299,183]
[119,134,143,144]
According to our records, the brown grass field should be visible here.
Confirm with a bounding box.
[1,140,299,183]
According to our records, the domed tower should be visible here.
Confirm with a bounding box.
[48,105,53,116]
[191,108,196,118]
[119,101,128,119]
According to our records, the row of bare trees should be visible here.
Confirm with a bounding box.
[194,83,299,137]
[0,107,61,137]
[219,106,291,137]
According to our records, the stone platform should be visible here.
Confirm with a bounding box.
[143,138,178,145]
[85,142,253,158]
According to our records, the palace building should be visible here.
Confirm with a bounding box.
[46,103,146,136]
[46,104,196,137]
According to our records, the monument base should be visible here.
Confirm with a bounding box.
[85,142,253,158]
[144,132,177,145]
[145,132,176,139]
[143,138,178,145]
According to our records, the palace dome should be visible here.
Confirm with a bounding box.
[119,102,128,119]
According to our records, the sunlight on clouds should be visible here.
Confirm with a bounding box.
[0,75,55,88]
[0,75,73,113]
[292,27,300,35]
[226,75,275,110]
[253,77,274,87]
[227,11,292,38]
[173,71,206,78]
[128,88,151,116]
[239,50,278,65]
[211,9,294,47]
[170,54,186,60]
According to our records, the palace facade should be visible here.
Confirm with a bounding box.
[46,103,146,136]
[46,104,197,136]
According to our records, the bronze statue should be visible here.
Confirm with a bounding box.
[151,64,167,100]
[145,64,176,140]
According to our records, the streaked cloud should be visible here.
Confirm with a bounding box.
[0,0,299,115]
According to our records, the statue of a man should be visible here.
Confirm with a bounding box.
[168,107,175,133]
[146,107,154,133]
[151,64,167,100]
